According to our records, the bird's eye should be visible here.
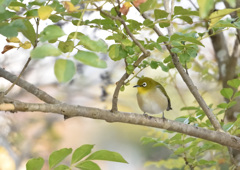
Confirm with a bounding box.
[142,82,147,87]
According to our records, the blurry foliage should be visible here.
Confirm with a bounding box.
[1,0,240,169]
[26,144,128,170]
[141,77,240,169]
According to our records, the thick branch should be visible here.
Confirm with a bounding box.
[0,68,60,104]
[2,98,240,150]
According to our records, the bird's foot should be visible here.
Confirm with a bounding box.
[143,113,152,119]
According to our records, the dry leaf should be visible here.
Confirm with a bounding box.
[120,2,132,15]
[133,0,147,7]
[2,45,17,54]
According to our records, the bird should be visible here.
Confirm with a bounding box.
[133,77,172,119]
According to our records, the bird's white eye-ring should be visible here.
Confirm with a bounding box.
[142,82,147,87]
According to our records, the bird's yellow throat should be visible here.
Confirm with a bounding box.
[137,87,151,94]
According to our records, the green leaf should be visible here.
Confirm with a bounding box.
[0,10,15,22]
[74,51,107,68]
[209,8,240,29]
[140,136,158,145]
[121,39,133,46]
[49,15,62,22]
[227,100,237,108]
[67,32,84,40]
[58,40,74,53]
[139,0,157,13]
[157,36,169,43]
[86,150,128,163]
[179,52,191,63]
[234,91,240,98]
[217,103,228,109]
[220,88,233,99]
[198,159,216,165]
[75,160,100,170]
[187,47,197,58]
[40,25,65,42]
[0,19,26,37]
[159,19,170,28]
[126,65,134,75]
[0,0,12,13]
[150,61,159,69]
[174,6,198,16]
[54,59,76,83]
[31,44,61,59]
[159,62,169,72]
[77,35,108,53]
[177,16,193,24]
[181,106,199,110]
[170,47,182,53]
[174,147,186,155]
[170,33,204,46]
[49,148,72,168]
[50,1,65,13]
[54,165,70,170]
[126,19,142,31]
[26,157,44,170]
[25,9,38,17]
[0,23,18,37]
[71,0,81,5]
[9,1,26,7]
[154,9,168,19]
[197,0,214,18]
[170,133,182,141]
[227,79,240,88]
[108,44,126,61]
[143,19,154,28]
[71,144,94,164]
[20,19,36,45]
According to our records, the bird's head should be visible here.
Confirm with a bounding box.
[133,77,157,94]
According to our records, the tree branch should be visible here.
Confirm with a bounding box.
[2,97,240,150]
[0,68,60,104]
[4,18,40,95]
[133,6,222,131]
[94,4,150,112]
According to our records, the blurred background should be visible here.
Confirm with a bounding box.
[0,0,233,169]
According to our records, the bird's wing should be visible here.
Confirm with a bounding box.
[156,84,172,110]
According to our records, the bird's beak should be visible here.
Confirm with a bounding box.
[133,85,141,88]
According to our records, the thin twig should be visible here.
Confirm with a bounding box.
[94,3,150,112]
[4,18,40,95]
[188,0,198,10]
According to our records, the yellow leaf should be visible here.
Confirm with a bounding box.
[38,6,53,20]
[7,37,20,43]
[124,2,132,8]
[208,8,240,29]
[63,1,80,13]
[20,41,31,49]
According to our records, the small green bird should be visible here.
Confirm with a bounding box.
[133,77,172,119]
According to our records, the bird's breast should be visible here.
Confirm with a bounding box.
[137,88,168,114]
